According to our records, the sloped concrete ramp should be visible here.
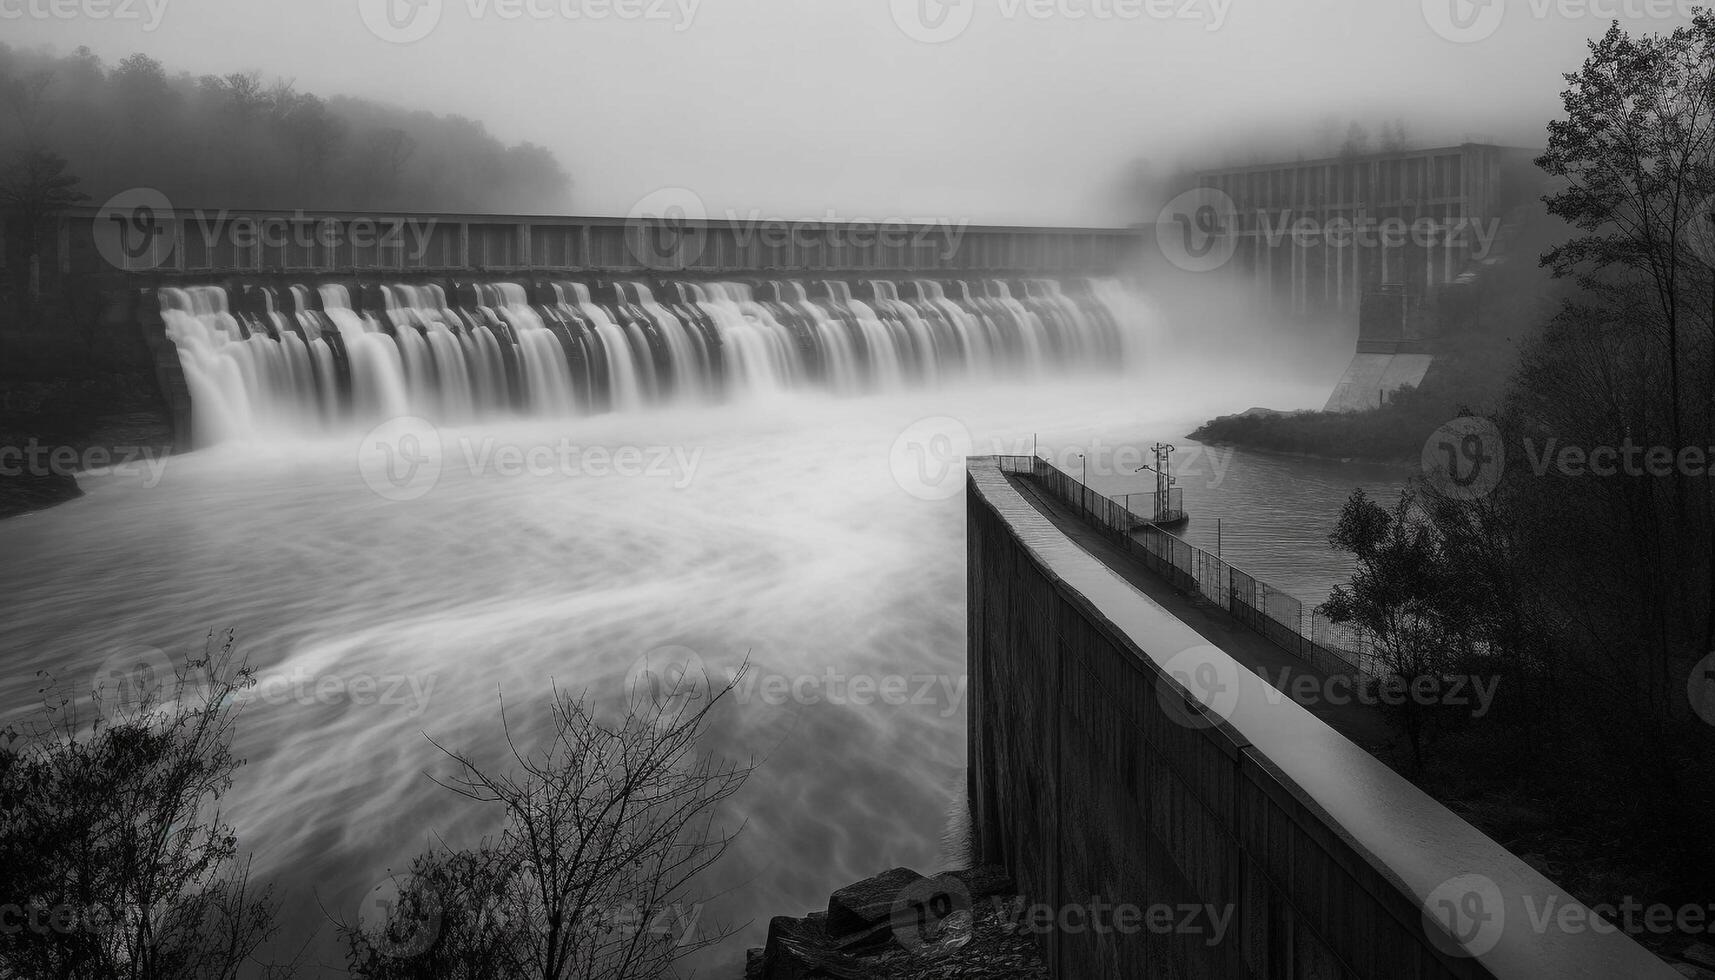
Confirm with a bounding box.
[1324,352,1434,412]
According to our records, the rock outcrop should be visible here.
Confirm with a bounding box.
[745,865,1044,980]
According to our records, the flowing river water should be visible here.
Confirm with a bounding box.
[0,278,1408,974]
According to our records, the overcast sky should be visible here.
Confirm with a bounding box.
[5,0,1702,224]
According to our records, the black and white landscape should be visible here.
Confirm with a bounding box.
[3,2,1715,978]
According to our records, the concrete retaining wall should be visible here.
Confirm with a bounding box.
[965,457,1673,979]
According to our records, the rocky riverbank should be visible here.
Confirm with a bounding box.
[746,865,1045,980]
[0,373,174,520]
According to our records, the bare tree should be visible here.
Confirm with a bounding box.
[341,662,754,979]
[0,631,290,980]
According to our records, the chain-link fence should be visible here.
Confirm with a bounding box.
[996,454,1378,680]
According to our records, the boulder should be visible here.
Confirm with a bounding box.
[825,866,924,939]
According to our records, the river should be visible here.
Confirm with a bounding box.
[0,287,1409,974]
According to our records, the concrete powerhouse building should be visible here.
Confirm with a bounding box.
[1190,142,1539,410]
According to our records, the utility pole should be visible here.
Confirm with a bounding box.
[1134,442,1177,522]
[1150,442,1175,519]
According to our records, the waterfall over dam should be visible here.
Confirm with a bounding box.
[157,276,1140,445]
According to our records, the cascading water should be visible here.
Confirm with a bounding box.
[157,276,1137,444]
[19,264,1375,980]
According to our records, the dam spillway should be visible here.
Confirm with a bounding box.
[26,207,1149,444]
[155,275,1140,445]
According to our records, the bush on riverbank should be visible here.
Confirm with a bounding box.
[1190,383,1450,462]
[0,633,285,980]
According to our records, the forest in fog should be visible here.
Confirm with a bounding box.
[0,43,572,213]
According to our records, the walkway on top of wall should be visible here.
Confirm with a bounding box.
[1005,470,1400,755]
[971,456,1678,979]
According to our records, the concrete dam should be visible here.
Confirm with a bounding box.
[28,206,1149,443]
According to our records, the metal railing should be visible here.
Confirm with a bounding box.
[996,454,1380,679]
